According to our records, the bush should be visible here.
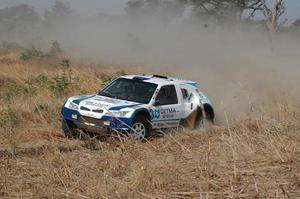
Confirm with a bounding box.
[19,41,63,60]
[1,42,24,50]
[0,78,40,103]
[20,46,46,60]
[0,59,81,100]
[50,59,80,95]
[0,79,22,103]
[0,107,18,129]
[49,40,63,56]
[34,74,51,87]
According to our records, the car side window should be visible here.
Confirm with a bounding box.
[156,85,178,105]
[181,88,188,100]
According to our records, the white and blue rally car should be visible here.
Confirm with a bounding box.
[61,75,215,140]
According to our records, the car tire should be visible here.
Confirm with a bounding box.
[130,115,152,141]
[194,108,204,129]
[62,119,78,138]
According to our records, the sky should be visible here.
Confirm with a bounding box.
[0,0,299,22]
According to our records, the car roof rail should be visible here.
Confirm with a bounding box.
[152,74,168,79]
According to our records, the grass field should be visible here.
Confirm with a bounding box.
[0,50,299,198]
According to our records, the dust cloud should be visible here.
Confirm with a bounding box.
[1,2,300,121]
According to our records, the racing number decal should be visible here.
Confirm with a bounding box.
[150,109,160,119]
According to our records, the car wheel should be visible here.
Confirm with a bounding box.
[130,115,152,141]
[194,107,207,129]
[62,119,78,138]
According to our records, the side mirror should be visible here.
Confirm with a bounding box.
[154,99,160,106]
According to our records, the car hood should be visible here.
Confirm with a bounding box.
[72,95,141,111]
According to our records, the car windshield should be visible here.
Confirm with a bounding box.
[98,78,158,104]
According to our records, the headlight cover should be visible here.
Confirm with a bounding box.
[108,110,130,117]
[68,101,78,110]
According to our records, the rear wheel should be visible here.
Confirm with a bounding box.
[194,108,204,129]
[203,104,215,124]
[130,115,152,141]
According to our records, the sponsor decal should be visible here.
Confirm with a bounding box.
[150,109,160,119]
[161,108,177,114]
[150,108,178,119]
[84,101,103,107]
[94,96,122,104]
[161,108,178,119]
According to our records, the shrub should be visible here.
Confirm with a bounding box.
[49,40,63,56]
[1,78,39,102]
[34,74,50,87]
[0,107,18,129]
[19,41,63,60]
[50,59,80,95]
[20,46,46,60]
[0,79,22,103]
[1,42,24,50]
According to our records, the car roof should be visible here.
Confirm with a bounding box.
[120,74,197,87]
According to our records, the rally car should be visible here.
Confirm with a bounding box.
[61,75,215,140]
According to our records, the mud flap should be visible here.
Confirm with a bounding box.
[180,107,203,129]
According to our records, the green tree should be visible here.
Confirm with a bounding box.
[43,1,72,27]
[126,0,186,22]
[0,4,40,39]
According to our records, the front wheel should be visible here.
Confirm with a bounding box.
[62,119,79,138]
[130,115,152,141]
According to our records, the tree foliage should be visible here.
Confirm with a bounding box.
[126,0,186,22]
[0,4,40,39]
[44,1,73,27]
[126,0,287,32]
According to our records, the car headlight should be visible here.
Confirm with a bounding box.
[108,110,130,117]
[68,101,78,110]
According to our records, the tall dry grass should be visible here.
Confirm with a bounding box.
[0,51,299,198]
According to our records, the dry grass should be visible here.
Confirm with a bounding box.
[0,50,300,198]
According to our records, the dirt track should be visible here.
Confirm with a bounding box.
[1,51,300,198]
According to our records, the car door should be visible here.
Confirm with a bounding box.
[150,85,182,129]
[180,85,201,128]
[180,85,199,118]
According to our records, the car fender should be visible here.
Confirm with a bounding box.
[130,108,151,125]
[198,92,215,121]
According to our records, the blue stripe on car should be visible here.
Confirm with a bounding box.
[130,108,150,121]
[73,95,95,105]
[186,81,197,87]
[109,104,142,111]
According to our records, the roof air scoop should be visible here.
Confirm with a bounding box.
[152,75,168,79]
[133,76,150,81]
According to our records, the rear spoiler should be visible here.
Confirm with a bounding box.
[185,80,197,87]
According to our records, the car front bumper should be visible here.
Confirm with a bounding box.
[61,106,132,131]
